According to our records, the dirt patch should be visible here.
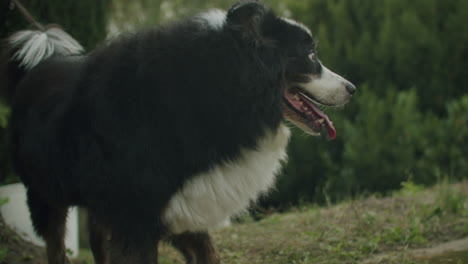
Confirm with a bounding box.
[0,215,47,264]
[362,238,468,264]
[412,238,468,259]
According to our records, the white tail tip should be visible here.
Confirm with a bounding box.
[9,27,83,70]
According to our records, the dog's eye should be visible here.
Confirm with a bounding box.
[308,52,316,60]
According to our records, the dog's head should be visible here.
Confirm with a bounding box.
[272,17,356,139]
[202,1,355,139]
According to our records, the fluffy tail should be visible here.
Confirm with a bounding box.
[0,26,83,104]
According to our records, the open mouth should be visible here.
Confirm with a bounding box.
[283,86,336,139]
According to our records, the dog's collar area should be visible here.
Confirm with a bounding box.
[283,87,336,139]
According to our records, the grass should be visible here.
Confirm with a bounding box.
[76,180,468,264]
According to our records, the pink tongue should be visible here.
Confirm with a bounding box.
[325,123,337,140]
[306,101,337,140]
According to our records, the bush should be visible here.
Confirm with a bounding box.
[339,86,424,192]
[417,96,468,181]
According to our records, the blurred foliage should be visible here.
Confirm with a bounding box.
[1,0,467,206]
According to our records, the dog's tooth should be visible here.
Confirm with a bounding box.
[294,94,300,101]
[317,119,324,124]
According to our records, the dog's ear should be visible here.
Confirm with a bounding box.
[226,0,272,43]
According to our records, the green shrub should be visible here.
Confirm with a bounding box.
[339,86,424,192]
[418,96,468,181]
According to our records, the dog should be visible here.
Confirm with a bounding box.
[1,1,355,263]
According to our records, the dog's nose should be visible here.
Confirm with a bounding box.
[345,82,356,95]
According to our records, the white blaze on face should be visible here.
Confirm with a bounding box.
[299,64,354,106]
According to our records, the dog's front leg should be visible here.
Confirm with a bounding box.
[169,231,221,264]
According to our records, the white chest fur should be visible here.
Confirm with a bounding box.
[163,125,290,234]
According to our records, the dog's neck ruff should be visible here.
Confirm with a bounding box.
[163,124,290,234]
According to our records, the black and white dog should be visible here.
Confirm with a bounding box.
[1,1,355,263]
